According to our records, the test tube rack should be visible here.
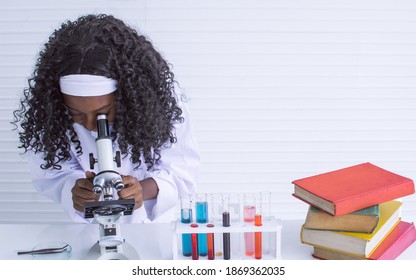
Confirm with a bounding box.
[172,217,282,260]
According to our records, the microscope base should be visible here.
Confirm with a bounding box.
[86,241,140,260]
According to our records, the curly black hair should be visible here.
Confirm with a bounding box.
[12,14,183,170]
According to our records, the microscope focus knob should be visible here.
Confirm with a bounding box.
[89,153,97,170]
[115,151,121,168]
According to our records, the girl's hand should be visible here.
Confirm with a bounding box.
[72,171,99,212]
[118,175,143,210]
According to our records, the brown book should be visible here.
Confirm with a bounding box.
[304,205,379,233]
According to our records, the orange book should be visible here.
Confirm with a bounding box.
[292,162,414,216]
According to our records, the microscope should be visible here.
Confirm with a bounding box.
[84,114,139,260]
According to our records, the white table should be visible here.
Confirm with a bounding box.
[0,222,173,260]
[0,220,414,260]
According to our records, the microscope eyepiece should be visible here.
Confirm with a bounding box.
[97,114,110,138]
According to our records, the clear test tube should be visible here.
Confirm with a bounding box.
[180,194,193,257]
[260,191,272,220]
[243,193,256,257]
[260,191,272,255]
[211,193,224,258]
[229,193,242,223]
[195,193,208,257]
[228,192,241,257]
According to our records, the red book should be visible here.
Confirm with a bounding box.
[292,162,415,216]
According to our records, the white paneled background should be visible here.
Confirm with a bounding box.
[1,0,416,223]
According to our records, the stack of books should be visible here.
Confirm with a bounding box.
[292,162,416,260]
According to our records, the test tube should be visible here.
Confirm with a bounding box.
[254,214,262,259]
[255,193,263,259]
[222,193,231,260]
[229,192,242,223]
[260,191,272,220]
[180,194,193,257]
[243,193,256,256]
[190,223,199,260]
[207,193,215,260]
[229,193,241,257]
[211,193,224,258]
[195,193,208,256]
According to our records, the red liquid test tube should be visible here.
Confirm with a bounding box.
[191,223,199,260]
[207,224,215,260]
[254,214,262,259]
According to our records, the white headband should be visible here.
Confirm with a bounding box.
[59,74,118,97]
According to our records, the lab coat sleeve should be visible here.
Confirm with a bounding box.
[27,150,92,223]
[145,98,200,222]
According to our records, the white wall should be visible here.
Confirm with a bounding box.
[1,0,416,223]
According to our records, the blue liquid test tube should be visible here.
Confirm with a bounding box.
[196,193,208,256]
[180,194,192,257]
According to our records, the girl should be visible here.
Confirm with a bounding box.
[12,14,200,223]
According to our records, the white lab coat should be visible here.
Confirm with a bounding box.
[27,97,200,223]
